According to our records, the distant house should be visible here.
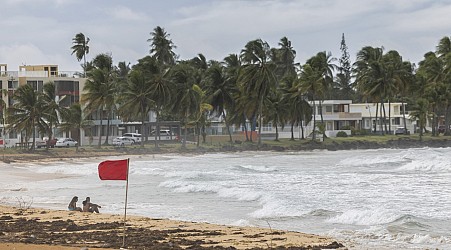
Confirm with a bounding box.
[349,102,416,134]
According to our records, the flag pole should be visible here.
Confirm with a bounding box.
[122,158,130,248]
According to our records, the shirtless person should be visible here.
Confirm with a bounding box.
[82,197,101,213]
[68,196,82,211]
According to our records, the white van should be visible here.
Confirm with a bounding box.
[122,133,142,143]
[149,130,174,141]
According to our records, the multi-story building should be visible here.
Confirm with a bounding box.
[0,64,86,146]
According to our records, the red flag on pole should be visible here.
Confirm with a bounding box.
[98,159,128,180]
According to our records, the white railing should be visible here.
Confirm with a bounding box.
[1,71,84,78]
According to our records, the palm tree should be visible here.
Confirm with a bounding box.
[71,33,90,77]
[134,55,173,148]
[410,98,430,141]
[272,37,297,79]
[82,67,116,148]
[0,89,8,151]
[264,90,288,141]
[117,69,153,148]
[436,36,451,135]
[239,39,277,146]
[306,51,337,133]
[7,85,48,150]
[148,26,177,66]
[298,64,323,140]
[354,46,391,134]
[42,81,67,148]
[59,103,93,150]
[204,63,236,143]
[281,75,312,140]
[170,63,202,148]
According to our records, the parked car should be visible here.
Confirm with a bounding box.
[149,130,176,141]
[438,125,449,134]
[113,137,134,147]
[122,133,142,143]
[395,127,409,135]
[55,138,78,147]
[42,137,57,148]
[30,138,47,148]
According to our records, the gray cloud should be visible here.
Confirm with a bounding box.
[0,0,449,72]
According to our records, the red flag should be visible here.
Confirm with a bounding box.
[98,159,128,180]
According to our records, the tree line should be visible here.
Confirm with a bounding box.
[4,27,451,149]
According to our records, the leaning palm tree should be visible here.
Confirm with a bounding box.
[7,85,48,150]
[71,33,90,77]
[239,39,277,146]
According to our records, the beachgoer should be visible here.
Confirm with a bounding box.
[82,197,101,213]
[68,196,82,212]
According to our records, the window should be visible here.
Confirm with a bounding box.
[393,117,400,125]
[27,80,44,92]
[326,105,332,113]
[8,80,18,89]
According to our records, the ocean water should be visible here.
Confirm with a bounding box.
[1,147,451,249]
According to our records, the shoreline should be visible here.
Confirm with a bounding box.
[1,137,451,163]
[0,205,344,249]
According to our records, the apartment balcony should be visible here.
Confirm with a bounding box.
[316,112,362,121]
[1,71,84,78]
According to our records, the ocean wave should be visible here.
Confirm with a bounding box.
[329,226,451,249]
[396,158,451,172]
[326,209,401,226]
[233,165,277,173]
[159,179,264,202]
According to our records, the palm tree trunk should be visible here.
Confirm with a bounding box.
[301,120,305,139]
[445,104,451,136]
[258,97,263,146]
[182,113,187,149]
[141,110,147,149]
[290,123,294,141]
[312,99,316,141]
[31,120,36,151]
[374,102,379,133]
[196,124,200,147]
[379,101,384,134]
[249,115,254,142]
[98,109,103,148]
[275,124,279,141]
[388,99,391,134]
[104,111,111,145]
[243,115,249,141]
[382,101,388,134]
[155,108,159,149]
[83,53,87,78]
[223,110,233,143]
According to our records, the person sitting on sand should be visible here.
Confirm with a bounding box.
[68,196,82,211]
[82,197,101,213]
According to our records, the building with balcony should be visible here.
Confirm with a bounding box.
[0,64,87,147]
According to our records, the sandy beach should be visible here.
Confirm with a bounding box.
[0,152,345,249]
[0,205,343,249]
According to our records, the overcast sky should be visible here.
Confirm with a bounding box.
[1,0,450,72]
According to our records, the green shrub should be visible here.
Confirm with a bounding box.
[336,131,348,137]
